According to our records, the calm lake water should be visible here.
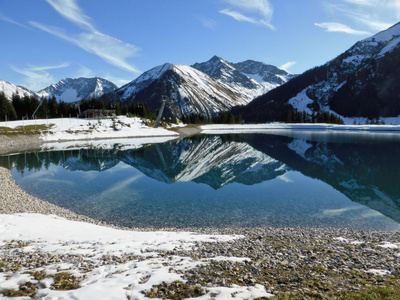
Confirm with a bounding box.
[2,131,400,231]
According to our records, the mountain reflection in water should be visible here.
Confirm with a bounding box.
[1,132,400,230]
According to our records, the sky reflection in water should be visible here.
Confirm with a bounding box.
[2,131,400,231]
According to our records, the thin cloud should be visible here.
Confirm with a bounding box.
[324,0,400,32]
[11,63,70,91]
[220,9,259,25]
[46,0,95,31]
[0,11,32,30]
[220,0,275,29]
[77,64,95,78]
[31,0,140,74]
[279,61,297,72]
[342,0,380,5]
[199,17,217,29]
[315,22,371,35]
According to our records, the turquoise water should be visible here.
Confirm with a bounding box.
[2,132,400,230]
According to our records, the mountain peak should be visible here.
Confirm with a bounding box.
[117,63,174,100]
[38,77,117,103]
[0,79,39,100]
[368,21,400,43]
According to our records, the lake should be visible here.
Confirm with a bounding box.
[2,130,400,231]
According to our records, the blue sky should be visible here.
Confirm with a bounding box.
[1,0,399,91]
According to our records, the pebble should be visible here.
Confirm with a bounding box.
[1,136,400,298]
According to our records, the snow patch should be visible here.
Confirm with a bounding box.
[288,139,312,158]
[0,213,275,300]
[288,90,314,114]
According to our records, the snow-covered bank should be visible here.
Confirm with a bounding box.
[0,116,179,142]
[200,123,400,134]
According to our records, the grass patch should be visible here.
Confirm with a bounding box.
[0,281,37,297]
[339,284,400,300]
[143,281,207,299]
[0,124,54,135]
[51,272,81,290]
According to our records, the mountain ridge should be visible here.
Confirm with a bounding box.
[107,56,293,119]
[39,77,118,103]
[235,22,400,123]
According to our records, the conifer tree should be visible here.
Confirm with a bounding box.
[0,92,17,121]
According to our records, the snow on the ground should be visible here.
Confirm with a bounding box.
[288,90,314,115]
[367,269,391,276]
[379,242,400,249]
[0,116,179,142]
[41,136,176,152]
[0,213,273,299]
[200,123,400,134]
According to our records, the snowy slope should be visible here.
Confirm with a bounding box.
[240,22,400,123]
[117,63,173,100]
[114,63,250,118]
[112,57,293,119]
[0,79,40,101]
[39,77,118,103]
[290,22,400,117]
[121,135,288,189]
[192,56,292,100]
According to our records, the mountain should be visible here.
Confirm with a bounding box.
[112,63,249,119]
[192,56,293,96]
[236,22,400,123]
[0,79,40,100]
[120,136,288,189]
[39,77,118,103]
[109,57,293,119]
[242,132,400,224]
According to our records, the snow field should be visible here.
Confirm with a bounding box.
[0,116,179,142]
[0,213,274,299]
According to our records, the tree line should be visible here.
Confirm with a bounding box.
[0,91,345,125]
[285,109,344,124]
[181,111,242,125]
[0,92,156,121]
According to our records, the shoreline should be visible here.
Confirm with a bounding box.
[1,129,400,298]
[0,125,200,156]
[1,167,400,299]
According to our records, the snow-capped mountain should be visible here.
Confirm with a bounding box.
[111,57,293,119]
[0,79,40,100]
[192,56,293,96]
[119,136,288,189]
[235,133,400,224]
[114,63,250,118]
[39,77,118,103]
[238,22,400,122]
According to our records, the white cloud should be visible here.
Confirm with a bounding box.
[31,0,140,74]
[342,0,380,6]
[324,0,400,32]
[0,11,32,30]
[279,61,297,72]
[77,64,95,78]
[103,74,131,88]
[315,22,371,35]
[220,9,259,25]
[11,63,70,91]
[46,0,95,31]
[199,17,217,29]
[220,0,275,29]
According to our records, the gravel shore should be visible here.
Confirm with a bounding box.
[0,135,43,155]
[1,135,400,299]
